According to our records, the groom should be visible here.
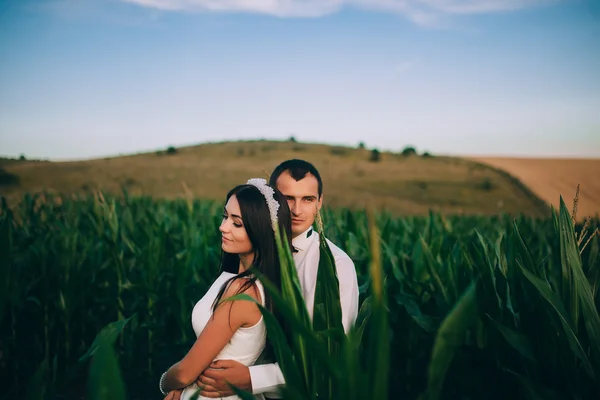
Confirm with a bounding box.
[189,159,359,399]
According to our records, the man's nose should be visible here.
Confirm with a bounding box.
[291,202,302,216]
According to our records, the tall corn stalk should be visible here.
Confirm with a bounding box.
[2,190,599,399]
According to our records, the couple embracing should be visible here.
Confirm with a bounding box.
[159,159,360,400]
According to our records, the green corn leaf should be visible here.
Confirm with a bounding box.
[486,314,537,364]
[472,230,504,313]
[558,196,600,367]
[79,315,135,362]
[505,369,563,400]
[517,263,595,379]
[423,282,478,400]
[312,229,345,399]
[228,382,260,400]
[419,236,450,305]
[394,291,437,332]
[558,197,580,334]
[586,235,599,297]
[513,219,540,276]
[273,226,315,393]
[87,336,126,400]
[366,208,390,400]
[222,292,339,376]
[0,208,11,324]
[222,293,322,398]
[26,358,49,400]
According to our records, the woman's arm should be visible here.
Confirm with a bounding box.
[160,279,262,393]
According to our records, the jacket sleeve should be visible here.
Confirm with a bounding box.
[333,252,360,333]
[249,362,285,397]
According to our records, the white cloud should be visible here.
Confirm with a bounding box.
[416,0,558,14]
[122,0,344,17]
[120,0,559,24]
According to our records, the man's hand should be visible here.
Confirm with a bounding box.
[196,360,252,398]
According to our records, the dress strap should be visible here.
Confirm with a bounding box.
[238,275,266,307]
[255,278,266,307]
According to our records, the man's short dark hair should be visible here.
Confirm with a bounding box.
[269,159,323,198]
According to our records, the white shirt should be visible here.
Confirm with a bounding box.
[248,226,360,397]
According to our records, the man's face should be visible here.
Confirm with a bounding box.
[275,170,322,238]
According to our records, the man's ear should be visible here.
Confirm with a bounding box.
[317,194,324,211]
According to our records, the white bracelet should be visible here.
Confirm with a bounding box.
[159,372,168,395]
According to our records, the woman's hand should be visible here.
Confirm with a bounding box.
[164,389,183,400]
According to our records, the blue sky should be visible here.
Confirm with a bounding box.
[1,0,599,161]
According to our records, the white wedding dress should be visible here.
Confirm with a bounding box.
[180,272,267,400]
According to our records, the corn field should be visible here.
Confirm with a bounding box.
[1,191,599,399]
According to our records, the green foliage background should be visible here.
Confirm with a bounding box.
[1,191,599,399]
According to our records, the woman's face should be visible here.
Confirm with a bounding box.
[219,195,253,255]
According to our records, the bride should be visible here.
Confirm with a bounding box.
[159,178,293,400]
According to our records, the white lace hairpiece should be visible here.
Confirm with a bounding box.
[246,178,280,231]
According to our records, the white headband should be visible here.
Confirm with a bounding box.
[246,178,280,232]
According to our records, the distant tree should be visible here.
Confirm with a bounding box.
[422,151,432,158]
[370,149,381,162]
[0,168,19,186]
[401,146,417,157]
[288,136,297,143]
[358,141,366,149]
[479,178,494,191]
[166,146,177,155]
[19,154,26,161]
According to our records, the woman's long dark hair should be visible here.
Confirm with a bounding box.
[211,183,294,345]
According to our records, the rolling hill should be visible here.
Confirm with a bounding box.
[0,140,555,217]
[468,156,600,220]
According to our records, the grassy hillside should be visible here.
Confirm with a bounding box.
[469,156,600,220]
[0,140,550,217]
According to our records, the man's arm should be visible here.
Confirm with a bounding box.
[196,360,286,398]
[249,362,285,396]
[333,253,360,333]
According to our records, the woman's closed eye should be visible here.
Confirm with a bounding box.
[223,213,243,228]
